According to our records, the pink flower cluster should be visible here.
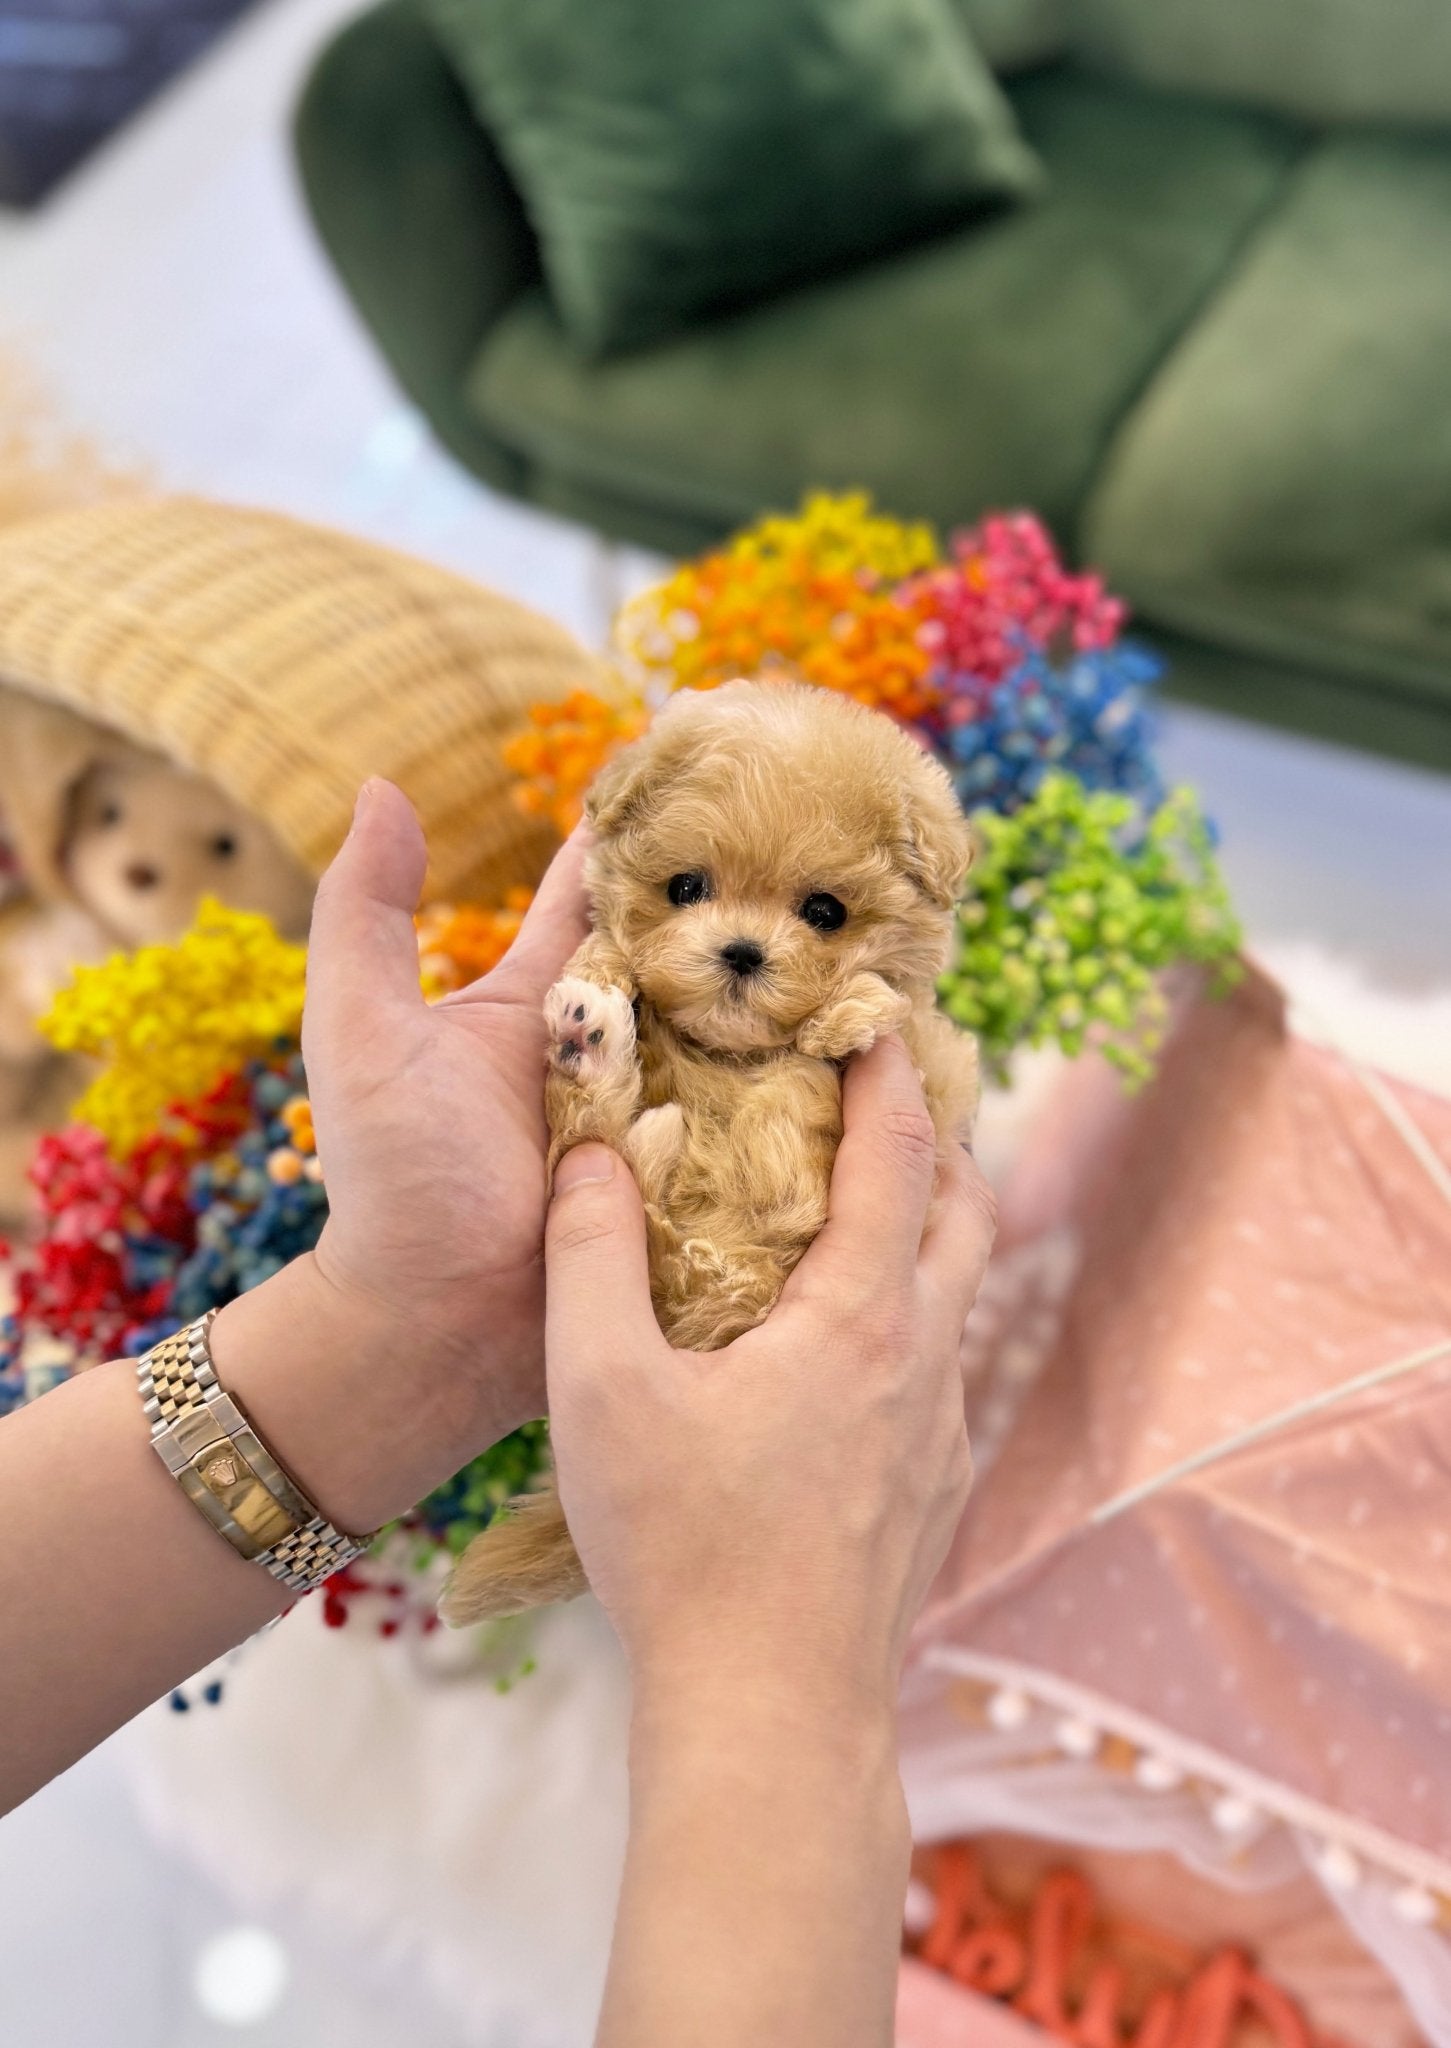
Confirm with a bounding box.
[908,512,1127,724]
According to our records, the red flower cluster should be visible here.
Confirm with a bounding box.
[319,1560,444,1637]
[907,511,1127,716]
[8,1075,251,1361]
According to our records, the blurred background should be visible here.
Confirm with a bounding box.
[1,0,1449,2042]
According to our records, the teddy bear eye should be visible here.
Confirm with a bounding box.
[799,892,848,932]
[99,801,122,828]
[667,870,712,907]
[210,833,238,861]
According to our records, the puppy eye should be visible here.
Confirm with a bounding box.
[666,870,712,907]
[210,833,238,861]
[799,892,848,932]
[99,801,122,827]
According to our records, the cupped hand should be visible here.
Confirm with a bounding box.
[541,1036,996,1728]
[300,779,588,1454]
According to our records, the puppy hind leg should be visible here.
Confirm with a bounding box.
[439,1481,588,1625]
[621,1101,686,1207]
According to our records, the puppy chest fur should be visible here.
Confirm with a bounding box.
[631,1011,842,1351]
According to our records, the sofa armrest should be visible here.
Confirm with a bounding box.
[293,0,538,490]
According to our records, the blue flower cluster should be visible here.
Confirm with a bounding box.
[939,639,1164,822]
[124,1057,327,1355]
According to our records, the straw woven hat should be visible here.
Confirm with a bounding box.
[0,494,601,904]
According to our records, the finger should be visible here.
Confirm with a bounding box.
[474,825,592,1007]
[304,781,427,1055]
[544,1144,662,1393]
[919,1144,998,1342]
[786,1035,938,1306]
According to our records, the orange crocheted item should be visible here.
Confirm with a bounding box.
[912,1844,1353,2048]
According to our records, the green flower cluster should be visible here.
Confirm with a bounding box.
[939,775,1241,1085]
[390,1419,552,1566]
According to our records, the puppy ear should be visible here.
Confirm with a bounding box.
[0,688,134,901]
[585,690,714,835]
[900,757,974,910]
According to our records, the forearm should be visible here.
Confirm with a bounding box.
[0,1252,508,1814]
[0,1346,289,1808]
[600,1684,910,2048]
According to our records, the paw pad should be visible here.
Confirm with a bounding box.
[545,977,634,1076]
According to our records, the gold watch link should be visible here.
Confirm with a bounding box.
[137,1312,373,1593]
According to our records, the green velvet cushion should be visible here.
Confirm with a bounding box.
[294,0,539,495]
[421,0,1044,356]
[466,75,1301,541]
[1069,0,1451,127]
[953,0,1069,74]
[1083,134,1451,726]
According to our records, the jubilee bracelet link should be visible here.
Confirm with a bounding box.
[136,1311,374,1593]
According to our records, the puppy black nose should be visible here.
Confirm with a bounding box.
[720,939,765,978]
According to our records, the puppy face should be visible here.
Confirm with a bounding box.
[586,682,972,1054]
[63,752,316,946]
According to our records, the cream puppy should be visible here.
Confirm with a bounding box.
[443,681,979,1624]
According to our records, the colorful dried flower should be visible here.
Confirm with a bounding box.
[416,891,533,999]
[42,899,307,1157]
[501,688,650,838]
[940,776,1241,1084]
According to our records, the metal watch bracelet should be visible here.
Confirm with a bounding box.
[136,1311,374,1594]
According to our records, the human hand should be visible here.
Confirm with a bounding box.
[542,1036,996,1730]
[212,780,588,1529]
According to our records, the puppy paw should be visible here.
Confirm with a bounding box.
[796,980,911,1061]
[544,977,635,1080]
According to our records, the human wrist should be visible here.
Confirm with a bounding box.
[208,1253,510,1535]
[628,1672,910,1882]
[629,1646,904,1790]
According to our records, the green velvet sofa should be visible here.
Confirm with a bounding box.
[294,0,1451,774]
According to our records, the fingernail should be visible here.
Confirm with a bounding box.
[350,781,375,833]
[553,1144,615,1194]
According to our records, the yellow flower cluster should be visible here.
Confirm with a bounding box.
[613,491,942,718]
[42,898,308,1157]
[730,492,938,583]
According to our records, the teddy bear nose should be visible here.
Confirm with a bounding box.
[125,862,161,891]
[720,939,765,978]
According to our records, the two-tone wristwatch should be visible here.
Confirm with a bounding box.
[136,1311,373,1593]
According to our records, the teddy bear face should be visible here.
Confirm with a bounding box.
[62,754,316,948]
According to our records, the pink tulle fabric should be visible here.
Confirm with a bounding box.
[901,965,1451,2045]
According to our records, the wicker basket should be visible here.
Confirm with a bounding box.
[0,494,601,904]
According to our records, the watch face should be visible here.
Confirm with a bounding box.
[191,1439,294,1549]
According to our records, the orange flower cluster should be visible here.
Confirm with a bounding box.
[616,492,943,723]
[415,891,534,999]
[501,688,650,837]
[629,553,939,721]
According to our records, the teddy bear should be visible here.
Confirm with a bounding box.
[0,691,318,1217]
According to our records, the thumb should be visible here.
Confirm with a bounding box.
[545,1145,661,1386]
[479,824,591,1007]
[304,780,427,1057]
